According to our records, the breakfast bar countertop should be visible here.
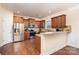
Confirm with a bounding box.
[35,31,70,55]
[36,31,70,37]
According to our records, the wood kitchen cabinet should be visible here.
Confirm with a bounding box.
[23,18,35,27]
[51,15,66,28]
[35,21,41,28]
[24,32,30,40]
[28,18,35,27]
[35,20,45,28]
[13,16,24,23]
[61,15,66,27]
[40,20,45,28]
[23,19,29,27]
[34,36,41,54]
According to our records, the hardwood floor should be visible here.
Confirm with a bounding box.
[0,40,79,55]
[0,40,40,55]
[52,46,79,55]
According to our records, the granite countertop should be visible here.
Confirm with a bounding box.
[36,34,41,37]
[36,31,70,37]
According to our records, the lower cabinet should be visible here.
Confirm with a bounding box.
[24,32,30,40]
[34,36,41,54]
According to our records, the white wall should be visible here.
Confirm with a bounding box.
[0,6,13,46]
[42,5,79,48]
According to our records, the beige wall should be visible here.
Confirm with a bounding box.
[42,5,79,48]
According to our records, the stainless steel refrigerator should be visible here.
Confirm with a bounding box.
[13,23,24,42]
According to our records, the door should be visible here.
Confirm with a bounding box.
[0,17,3,46]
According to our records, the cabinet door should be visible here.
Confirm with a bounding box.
[35,20,45,28]
[35,21,41,28]
[40,20,45,28]
[55,17,58,28]
[53,18,55,28]
[24,32,30,40]
[52,17,57,28]
[57,16,62,28]
[14,16,24,23]
[24,19,29,27]
[51,15,66,28]
[61,15,66,27]
[51,18,54,28]
[28,19,35,27]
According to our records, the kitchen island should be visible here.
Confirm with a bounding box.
[36,32,69,55]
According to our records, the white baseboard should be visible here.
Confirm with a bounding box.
[0,41,12,47]
[0,43,4,47]
[68,44,79,48]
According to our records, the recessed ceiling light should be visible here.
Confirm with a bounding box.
[16,11,20,14]
[38,15,42,18]
[48,10,51,14]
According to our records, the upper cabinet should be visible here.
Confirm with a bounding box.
[13,16,24,23]
[23,18,35,27]
[23,19,29,27]
[13,16,45,28]
[51,15,66,28]
[41,20,45,28]
[35,20,45,28]
[28,18,35,27]
[35,21,41,28]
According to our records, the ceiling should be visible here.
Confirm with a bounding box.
[0,3,79,18]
